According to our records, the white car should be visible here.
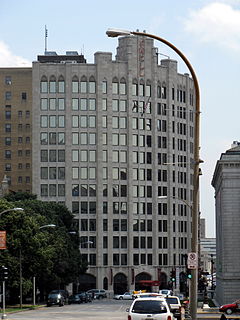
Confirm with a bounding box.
[159,289,173,297]
[127,297,173,320]
[134,292,163,299]
[165,296,181,320]
[113,292,133,300]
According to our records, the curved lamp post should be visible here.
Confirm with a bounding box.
[20,223,56,307]
[107,28,201,319]
[31,224,56,306]
[0,207,24,217]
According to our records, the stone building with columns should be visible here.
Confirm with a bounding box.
[212,142,240,304]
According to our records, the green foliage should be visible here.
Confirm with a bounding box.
[0,194,87,303]
[4,192,37,202]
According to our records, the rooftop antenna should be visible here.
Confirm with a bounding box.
[45,25,48,54]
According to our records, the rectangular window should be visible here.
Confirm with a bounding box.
[80,98,87,111]
[5,76,11,85]
[40,132,48,145]
[5,91,11,100]
[72,81,79,93]
[72,133,79,145]
[89,99,96,111]
[58,98,65,110]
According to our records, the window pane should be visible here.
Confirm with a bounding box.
[58,132,65,144]
[89,81,96,93]
[58,81,65,93]
[80,98,87,111]
[41,116,48,128]
[102,81,107,94]
[58,115,65,128]
[89,116,96,128]
[89,99,96,111]
[41,98,48,110]
[89,133,96,145]
[49,98,56,110]
[72,115,79,128]
[112,100,119,112]
[120,100,127,112]
[80,133,87,144]
[49,81,56,93]
[41,81,48,93]
[72,98,79,110]
[72,81,79,93]
[72,132,79,145]
[58,98,65,110]
[80,116,87,128]
[112,82,118,94]
[119,82,126,95]
[102,99,107,111]
[80,81,87,93]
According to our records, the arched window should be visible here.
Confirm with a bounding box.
[89,76,96,94]
[132,78,138,96]
[102,78,107,94]
[40,76,48,93]
[157,81,161,98]
[49,76,56,93]
[171,84,175,101]
[119,77,126,95]
[146,79,151,97]
[80,75,87,93]
[112,77,119,95]
[58,75,65,93]
[72,75,79,93]
[103,277,108,290]
[162,82,167,99]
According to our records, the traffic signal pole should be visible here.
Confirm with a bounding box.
[2,280,7,319]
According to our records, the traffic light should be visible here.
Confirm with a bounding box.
[186,268,192,279]
[170,269,176,282]
[0,266,8,281]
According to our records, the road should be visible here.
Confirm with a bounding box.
[6,299,132,320]
[5,299,240,320]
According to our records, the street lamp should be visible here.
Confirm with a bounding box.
[80,240,93,248]
[107,28,201,319]
[0,207,24,217]
[158,196,193,211]
[20,223,57,308]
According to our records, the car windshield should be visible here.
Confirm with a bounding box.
[48,293,60,298]
[166,297,179,304]
[132,301,167,314]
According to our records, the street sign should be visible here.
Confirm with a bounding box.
[187,252,198,269]
[0,231,6,250]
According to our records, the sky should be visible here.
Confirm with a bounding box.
[1,0,240,237]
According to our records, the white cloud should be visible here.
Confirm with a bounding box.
[184,2,240,51]
[0,41,31,67]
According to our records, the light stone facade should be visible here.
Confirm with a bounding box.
[32,36,196,293]
[212,144,240,304]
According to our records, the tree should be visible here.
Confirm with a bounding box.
[0,195,87,303]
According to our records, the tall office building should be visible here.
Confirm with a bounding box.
[32,36,196,293]
[212,143,240,304]
[0,68,32,193]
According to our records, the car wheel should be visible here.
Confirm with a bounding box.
[98,295,103,299]
[119,297,123,300]
[226,308,233,315]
